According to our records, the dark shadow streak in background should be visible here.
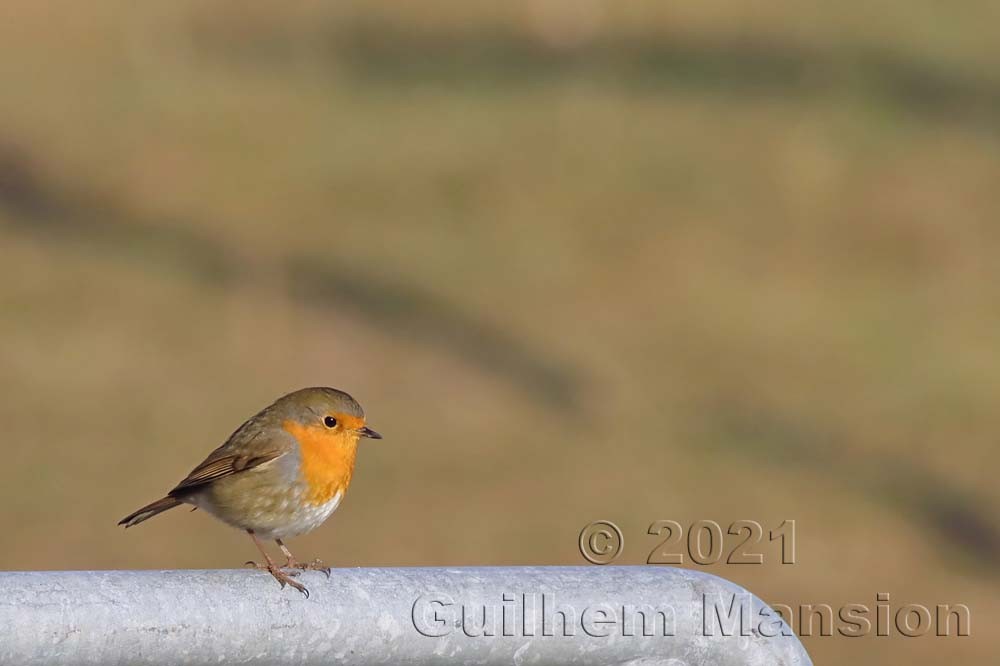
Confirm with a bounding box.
[708,400,1000,569]
[0,144,581,411]
[188,19,1000,129]
[320,24,1000,130]
[284,259,577,409]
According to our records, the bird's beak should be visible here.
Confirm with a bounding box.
[358,426,382,440]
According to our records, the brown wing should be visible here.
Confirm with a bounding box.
[168,450,284,495]
[167,413,290,496]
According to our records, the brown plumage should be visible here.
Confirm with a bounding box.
[118,496,184,527]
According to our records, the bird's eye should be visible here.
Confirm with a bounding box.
[324,416,338,428]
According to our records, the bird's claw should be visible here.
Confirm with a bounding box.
[301,558,332,578]
[266,565,309,597]
[246,560,309,596]
[285,558,331,578]
[311,559,332,578]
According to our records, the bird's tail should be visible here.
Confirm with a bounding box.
[118,496,183,528]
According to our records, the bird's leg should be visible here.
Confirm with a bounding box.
[276,538,332,578]
[245,530,309,597]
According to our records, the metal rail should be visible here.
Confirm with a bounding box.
[0,566,811,665]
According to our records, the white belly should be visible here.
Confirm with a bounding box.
[191,485,345,541]
[261,489,344,540]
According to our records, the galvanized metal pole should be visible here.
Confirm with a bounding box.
[0,566,811,665]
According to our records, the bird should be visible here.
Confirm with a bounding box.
[118,387,382,597]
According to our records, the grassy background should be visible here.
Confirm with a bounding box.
[1,2,997,662]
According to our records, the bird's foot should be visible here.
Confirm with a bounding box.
[284,557,332,578]
[245,560,310,597]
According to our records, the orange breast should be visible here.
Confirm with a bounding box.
[283,420,359,506]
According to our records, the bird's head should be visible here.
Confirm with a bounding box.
[271,387,382,448]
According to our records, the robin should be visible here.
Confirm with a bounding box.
[118,387,382,597]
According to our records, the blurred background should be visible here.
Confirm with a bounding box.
[0,1,997,662]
